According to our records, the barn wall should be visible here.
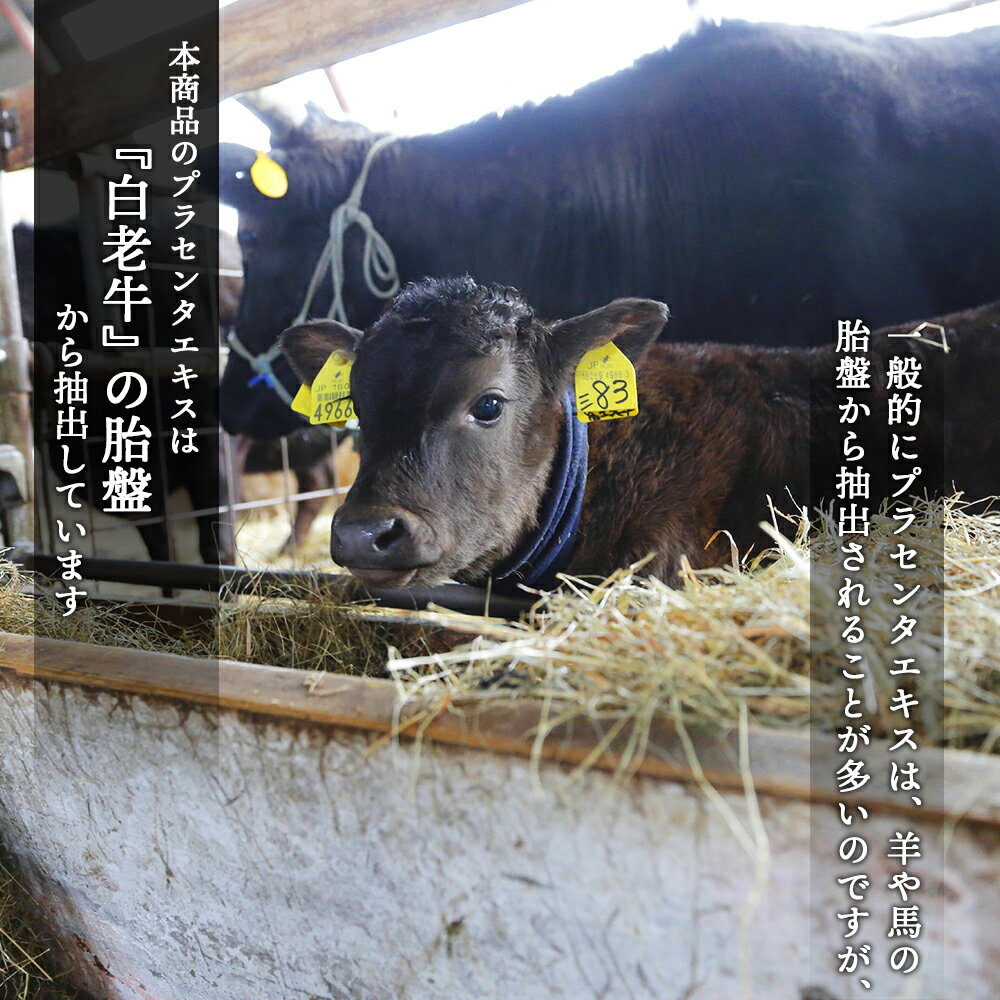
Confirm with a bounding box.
[0,673,997,999]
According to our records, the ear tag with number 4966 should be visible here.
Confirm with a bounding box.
[574,341,638,423]
[309,351,355,427]
[290,384,312,416]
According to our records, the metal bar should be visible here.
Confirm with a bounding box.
[18,551,534,618]
[279,432,296,548]
[145,263,242,277]
[59,425,224,446]
[71,349,221,376]
[869,0,999,28]
[220,428,237,522]
[86,484,348,530]
[323,66,351,115]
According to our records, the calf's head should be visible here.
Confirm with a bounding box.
[280,276,668,588]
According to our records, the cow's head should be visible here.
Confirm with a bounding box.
[280,276,668,587]
[219,108,389,437]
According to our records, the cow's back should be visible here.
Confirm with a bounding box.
[609,22,1000,345]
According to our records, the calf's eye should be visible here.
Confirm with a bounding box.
[469,394,505,425]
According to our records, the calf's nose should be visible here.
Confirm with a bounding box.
[331,506,432,574]
[334,514,408,562]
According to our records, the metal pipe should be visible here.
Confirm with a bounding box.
[869,0,999,28]
[323,66,351,114]
[83,484,346,531]
[70,347,221,376]
[17,550,534,618]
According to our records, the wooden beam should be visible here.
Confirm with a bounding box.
[4,630,999,827]
[4,0,532,171]
[2,11,217,171]
[220,0,532,100]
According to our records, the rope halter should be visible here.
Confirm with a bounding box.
[293,134,400,326]
[226,332,292,404]
[228,134,399,406]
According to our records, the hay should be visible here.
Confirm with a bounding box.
[0,854,79,1000]
[0,562,209,657]
[214,582,443,676]
[3,499,993,995]
[2,496,998,751]
[384,496,1000,754]
[0,562,439,678]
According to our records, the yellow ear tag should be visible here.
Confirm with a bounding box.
[250,150,288,199]
[309,350,355,428]
[290,384,313,416]
[574,341,639,423]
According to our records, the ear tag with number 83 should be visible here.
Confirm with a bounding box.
[574,341,638,423]
[309,351,355,427]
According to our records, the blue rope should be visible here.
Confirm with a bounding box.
[226,331,292,405]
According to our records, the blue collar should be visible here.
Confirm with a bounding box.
[485,391,589,596]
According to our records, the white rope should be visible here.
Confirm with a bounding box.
[294,134,399,326]
[229,135,398,407]
[226,330,292,404]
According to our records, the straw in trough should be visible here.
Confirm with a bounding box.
[0,561,443,678]
[213,579,445,675]
[2,496,998,752]
[382,496,1000,754]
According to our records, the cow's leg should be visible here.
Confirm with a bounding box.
[281,460,335,552]
[136,522,169,562]
[184,447,236,566]
[206,433,253,566]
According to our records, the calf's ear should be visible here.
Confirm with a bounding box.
[279,319,362,384]
[546,298,669,380]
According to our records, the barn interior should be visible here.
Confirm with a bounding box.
[0,1,999,998]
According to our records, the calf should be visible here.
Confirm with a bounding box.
[279,278,999,591]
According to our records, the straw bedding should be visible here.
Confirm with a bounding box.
[0,853,80,1000]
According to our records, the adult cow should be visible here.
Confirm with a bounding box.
[217,229,349,550]
[219,19,1000,439]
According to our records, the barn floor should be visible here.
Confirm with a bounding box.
[233,469,341,572]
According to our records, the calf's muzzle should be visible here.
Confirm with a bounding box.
[331,505,441,588]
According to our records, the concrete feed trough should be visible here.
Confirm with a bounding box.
[1,631,998,999]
